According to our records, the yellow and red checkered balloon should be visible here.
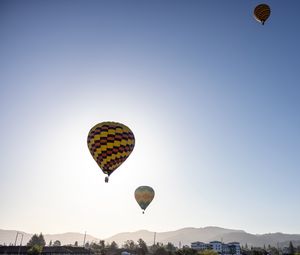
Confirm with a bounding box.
[87,122,135,182]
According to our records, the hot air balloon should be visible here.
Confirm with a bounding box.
[87,122,135,182]
[254,4,271,25]
[135,186,155,214]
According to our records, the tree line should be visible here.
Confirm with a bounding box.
[25,233,300,255]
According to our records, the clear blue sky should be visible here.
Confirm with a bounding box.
[0,0,299,239]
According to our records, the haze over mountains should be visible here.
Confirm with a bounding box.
[1,227,300,248]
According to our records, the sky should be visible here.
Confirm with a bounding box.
[0,0,300,241]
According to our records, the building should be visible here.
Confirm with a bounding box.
[210,241,223,254]
[227,242,240,255]
[191,242,210,251]
[190,241,241,255]
[0,246,93,255]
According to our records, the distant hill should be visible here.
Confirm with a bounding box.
[104,227,300,247]
[1,227,300,248]
[0,230,32,246]
[105,227,244,246]
[0,229,99,246]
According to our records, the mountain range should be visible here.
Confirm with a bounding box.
[1,227,300,248]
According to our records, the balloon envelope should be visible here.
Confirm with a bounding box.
[87,122,135,179]
[135,186,155,212]
[254,4,271,25]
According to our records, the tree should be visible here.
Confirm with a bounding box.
[109,241,118,250]
[199,250,218,255]
[94,240,106,255]
[251,248,267,255]
[27,233,46,247]
[27,245,43,255]
[137,238,148,255]
[99,240,105,249]
[175,247,197,255]
[165,242,176,252]
[150,243,160,254]
[38,234,46,246]
[154,246,168,255]
[74,241,78,247]
[53,240,61,246]
[268,247,279,255]
[289,242,295,255]
[49,240,52,246]
[90,242,99,250]
[123,240,136,250]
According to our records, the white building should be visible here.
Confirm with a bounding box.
[191,242,210,251]
[190,241,241,255]
[210,241,223,254]
[227,242,241,255]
